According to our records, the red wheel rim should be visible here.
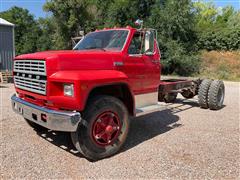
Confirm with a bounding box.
[92,111,121,146]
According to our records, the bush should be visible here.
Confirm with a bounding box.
[175,54,200,76]
[160,40,201,76]
[197,27,240,51]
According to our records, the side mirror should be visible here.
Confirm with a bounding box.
[144,31,154,54]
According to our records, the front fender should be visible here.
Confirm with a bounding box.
[48,70,130,111]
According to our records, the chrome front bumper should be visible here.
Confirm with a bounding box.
[11,94,81,132]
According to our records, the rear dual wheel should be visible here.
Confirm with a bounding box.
[198,79,225,110]
[71,95,129,161]
[208,80,225,110]
[198,79,212,108]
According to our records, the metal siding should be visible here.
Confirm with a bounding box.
[0,25,14,71]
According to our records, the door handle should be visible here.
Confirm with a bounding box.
[129,54,143,57]
[113,61,124,66]
[151,60,159,63]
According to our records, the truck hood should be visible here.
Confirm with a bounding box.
[15,50,123,71]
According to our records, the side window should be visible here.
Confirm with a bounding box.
[128,32,144,54]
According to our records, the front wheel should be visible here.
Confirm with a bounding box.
[71,95,129,161]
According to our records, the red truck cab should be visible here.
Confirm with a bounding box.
[11,26,225,160]
[13,27,161,112]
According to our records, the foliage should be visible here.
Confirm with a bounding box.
[43,0,94,49]
[149,0,196,44]
[193,1,219,30]
[148,0,199,74]
[160,40,200,76]
[36,17,56,51]
[103,0,155,27]
[0,0,239,77]
[194,1,240,51]
[197,28,240,51]
[227,11,240,28]
[0,6,40,55]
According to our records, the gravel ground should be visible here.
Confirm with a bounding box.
[1,82,239,179]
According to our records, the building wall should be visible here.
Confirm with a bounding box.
[0,25,14,71]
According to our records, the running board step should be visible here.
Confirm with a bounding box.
[136,103,166,117]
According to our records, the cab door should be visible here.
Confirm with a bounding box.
[142,30,161,91]
[121,30,160,94]
[121,31,147,94]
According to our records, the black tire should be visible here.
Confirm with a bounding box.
[198,79,212,108]
[164,93,177,103]
[71,95,129,161]
[25,119,47,131]
[208,80,225,110]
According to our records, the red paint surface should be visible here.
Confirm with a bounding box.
[13,27,161,111]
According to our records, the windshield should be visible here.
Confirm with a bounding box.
[73,30,129,51]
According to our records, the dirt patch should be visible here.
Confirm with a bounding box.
[199,50,240,81]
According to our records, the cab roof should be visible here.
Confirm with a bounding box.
[95,26,136,32]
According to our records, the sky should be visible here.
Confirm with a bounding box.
[0,0,48,18]
[0,0,240,19]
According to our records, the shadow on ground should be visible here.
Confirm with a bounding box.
[35,98,199,159]
[122,109,180,152]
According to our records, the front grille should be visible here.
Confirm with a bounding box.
[14,60,46,75]
[14,60,47,95]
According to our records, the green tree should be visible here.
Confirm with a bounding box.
[1,0,238,76]
[43,0,94,49]
[90,0,155,28]
[227,11,240,28]
[0,6,40,55]
[149,0,196,45]
[147,0,199,75]
[104,0,137,27]
[36,17,55,51]
[194,1,240,51]
[91,0,113,28]
[193,0,219,30]
[216,6,235,27]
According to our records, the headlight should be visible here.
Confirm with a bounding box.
[63,84,74,97]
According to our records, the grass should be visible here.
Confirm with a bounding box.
[198,50,240,81]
